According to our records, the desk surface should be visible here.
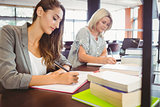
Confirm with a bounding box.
[0,65,159,107]
[0,65,96,107]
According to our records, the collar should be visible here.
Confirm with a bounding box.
[21,22,31,47]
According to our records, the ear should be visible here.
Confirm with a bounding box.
[36,6,44,17]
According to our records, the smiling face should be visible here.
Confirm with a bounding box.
[37,7,63,35]
[96,16,111,33]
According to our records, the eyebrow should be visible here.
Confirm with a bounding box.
[54,14,62,21]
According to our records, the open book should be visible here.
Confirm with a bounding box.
[87,61,121,67]
[31,71,93,94]
[87,63,105,66]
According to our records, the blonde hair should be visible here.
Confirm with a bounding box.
[88,8,112,36]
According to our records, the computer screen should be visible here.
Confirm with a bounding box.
[121,38,140,50]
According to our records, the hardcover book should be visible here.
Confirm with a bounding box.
[72,89,160,107]
[99,64,142,76]
[87,71,141,92]
[90,82,141,107]
[121,55,142,66]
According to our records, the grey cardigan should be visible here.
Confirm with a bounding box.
[0,23,71,90]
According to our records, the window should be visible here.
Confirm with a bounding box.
[103,9,125,41]
[131,7,139,38]
[152,19,159,45]
[0,5,87,42]
[16,7,33,17]
[0,6,15,27]
[0,5,33,27]
[64,20,74,41]
[63,9,87,41]
[16,7,33,25]
[0,6,15,16]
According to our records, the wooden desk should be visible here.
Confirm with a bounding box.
[0,83,90,107]
[0,65,159,107]
[0,65,97,107]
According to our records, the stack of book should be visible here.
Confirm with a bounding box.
[87,71,142,107]
[99,63,142,76]
[122,48,158,66]
[72,89,160,107]
[72,71,160,107]
[122,48,142,66]
[121,55,142,66]
[125,48,142,55]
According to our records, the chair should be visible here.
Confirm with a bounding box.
[62,41,73,58]
[107,42,120,55]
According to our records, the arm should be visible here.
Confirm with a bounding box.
[57,54,72,69]
[29,71,79,86]
[0,25,33,89]
[78,46,116,64]
[0,25,78,89]
[29,54,75,86]
[100,48,107,57]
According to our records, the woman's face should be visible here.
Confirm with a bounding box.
[39,7,63,35]
[96,16,111,33]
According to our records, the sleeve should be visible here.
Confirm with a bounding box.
[0,25,32,89]
[75,28,90,54]
[67,28,90,68]
[57,54,72,67]
[102,39,107,50]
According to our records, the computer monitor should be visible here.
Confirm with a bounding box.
[120,38,140,56]
[121,38,140,50]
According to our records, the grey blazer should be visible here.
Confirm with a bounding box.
[0,23,71,90]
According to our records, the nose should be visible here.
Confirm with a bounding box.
[105,24,109,28]
[55,21,60,29]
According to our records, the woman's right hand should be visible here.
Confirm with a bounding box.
[49,71,79,85]
[100,57,116,64]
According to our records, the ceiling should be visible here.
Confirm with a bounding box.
[0,0,40,7]
[0,0,160,13]
[0,0,142,11]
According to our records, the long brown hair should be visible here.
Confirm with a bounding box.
[32,0,65,69]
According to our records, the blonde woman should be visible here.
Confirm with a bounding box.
[68,8,116,68]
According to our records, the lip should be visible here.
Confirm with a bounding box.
[100,28,105,31]
[101,27,106,30]
[51,27,55,31]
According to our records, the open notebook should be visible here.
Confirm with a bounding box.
[31,71,93,94]
[87,61,121,67]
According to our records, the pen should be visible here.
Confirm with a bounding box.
[109,47,113,57]
[54,61,70,72]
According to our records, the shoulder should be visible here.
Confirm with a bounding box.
[2,24,21,31]
[0,25,25,45]
[1,25,22,36]
[78,27,90,33]
[76,27,90,39]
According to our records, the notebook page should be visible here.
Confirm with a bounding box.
[31,71,93,93]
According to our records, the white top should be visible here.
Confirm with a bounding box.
[28,51,47,75]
